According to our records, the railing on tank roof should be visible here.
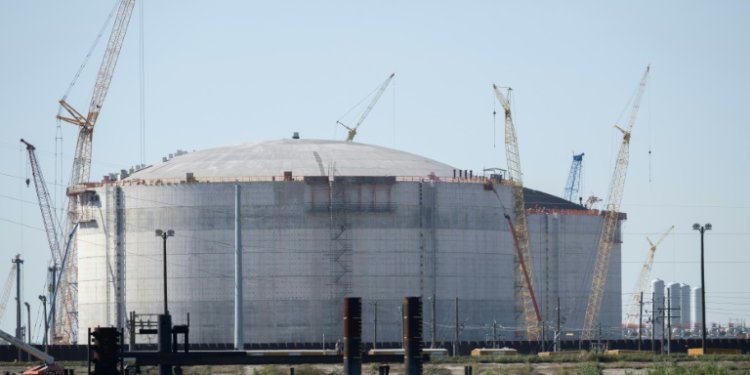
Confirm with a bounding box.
[75,174,514,188]
[527,207,601,216]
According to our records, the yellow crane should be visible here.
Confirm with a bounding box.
[581,65,650,341]
[338,73,395,142]
[55,0,136,344]
[492,84,540,341]
[0,264,17,326]
[624,225,674,335]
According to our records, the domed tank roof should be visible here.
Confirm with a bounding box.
[129,138,458,180]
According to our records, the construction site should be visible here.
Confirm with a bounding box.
[2,0,749,373]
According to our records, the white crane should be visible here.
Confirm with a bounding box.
[338,73,395,142]
[581,65,650,341]
[624,225,674,334]
[492,84,540,341]
[55,0,137,344]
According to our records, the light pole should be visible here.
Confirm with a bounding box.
[24,302,31,343]
[155,229,175,315]
[693,222,711,353]
[39,295,48,352]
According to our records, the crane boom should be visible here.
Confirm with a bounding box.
[581,65,650,341]
[0,264,17,325]
[563,153,584,202]
[624,225,674,331]
[21,139,63,267]
[54,0,136,344]
[492,84,540,340]
[340,73,395,142]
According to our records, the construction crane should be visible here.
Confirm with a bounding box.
[563,153,584,203]
[581,65,650,341]
[338,73,395,142]
[20,139,74,344]
[492,84,540,341]
[624,225,675,335]
[55,0,136,344]
[0,264,17,326]
[21,139,63,271]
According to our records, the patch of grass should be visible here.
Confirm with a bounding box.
[576,362,600,375]
[645,363,733,375]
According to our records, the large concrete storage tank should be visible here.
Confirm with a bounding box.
[691,287,703,331]
[74,139,622,344]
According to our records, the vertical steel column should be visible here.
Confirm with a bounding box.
[234,185,244,350]
[403,297,423,375]
[343,297,362,375]
[158,314,172,375]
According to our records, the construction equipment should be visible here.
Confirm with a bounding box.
[581,65,650,341]
[0,264,17,326]
[338,73,395,142]
[563,153,584,203]
[55,0,136,343]
[492,84,539,340]
[20,139,75,345]
[624,225,675,335]
[487,184,542,329]
[0,328,66,374]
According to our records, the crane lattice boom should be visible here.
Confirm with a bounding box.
[563,153,584,202]
[493,84,540,340]
[0,264,17,326]
[54,0,136,344]
[340,73,395,142]
[624,225,674,331]
[581,65,650,341]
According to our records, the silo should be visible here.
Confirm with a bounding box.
[667,282,680,333]
[680,284,690,329]
[691,287,703,331]
[651,279,664,339]
[73,139,623,344]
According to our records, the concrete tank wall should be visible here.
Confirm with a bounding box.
[77,179,620,344]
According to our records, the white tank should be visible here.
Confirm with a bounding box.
[651,279,665,338]
[691,287,703,331]
[667,282,680,332]
[72,139,622,344]
[680,284,690,329]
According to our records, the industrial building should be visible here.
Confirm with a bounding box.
[74,138,622,344]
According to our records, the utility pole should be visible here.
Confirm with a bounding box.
[25,302,31,343]
[14,255,23,341]
[651,292,656,353]
[638,291,643,351]
[39,295,48,352]
[48,266,56,343]
[13,255,23,360]
[666,289,671,355]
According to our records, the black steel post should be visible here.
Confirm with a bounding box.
[158,314,173,375]
[39,295,48,352]
[343,297,362,375]
[13,255,23,360]
[373,301,377,349]
[699,227,707,352]
[162,233,169,315]
[403,297,423,375]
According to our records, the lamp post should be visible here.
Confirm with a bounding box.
[155,229,175,315]
[24,302,30,343]
[39,295,48,352]
[692,222,711,353]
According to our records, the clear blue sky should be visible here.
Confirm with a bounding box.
[1,1,748,339]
